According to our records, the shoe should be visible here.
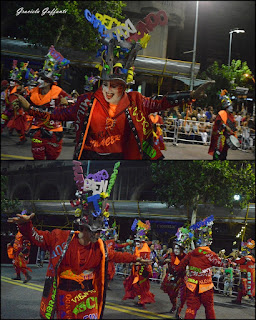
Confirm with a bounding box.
[23,275,32,283]
[16,138,27,145]
[170,307,176,313]
[231,299,241,305]
[12,276,21,280]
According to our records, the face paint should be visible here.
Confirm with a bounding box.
[89,230,100,243]
[38,78,50,88]
[102,80,125,105]
[173,245,181,256]
[227,105,233,113]
[9,81,16,87]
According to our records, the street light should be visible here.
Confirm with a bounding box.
[228,28,245,67]
[190,1,199,90]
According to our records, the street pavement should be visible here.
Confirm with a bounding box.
[1,264,255,319]
[1,129,254,160]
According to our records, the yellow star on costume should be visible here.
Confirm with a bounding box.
[100,192,109,199]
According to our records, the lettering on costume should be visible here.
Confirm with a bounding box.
[87,169,109,182]
[205,252,224,267]
[45,279,57,319]
[83,178,108,195]
[128,104,152,139]
[83,313,98,319]
[40,301,46,313]
[31,227,44,243]
[65,293,72,318]
[89,134,121,148]
[71,289,96,303]
[51,242,66,259]
[72,297,98,315]
[75,98,90,132]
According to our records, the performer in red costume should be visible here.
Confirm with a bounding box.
[123,219,155,308]
[149,112,166,151]
[208,90,238,160]
[8,162,151,320]
[232,238,255,304]
[102,223,130,289]
[1,61,31,143]
[160,226,193,319]
[12,46,71,159]
[175,216,229,319]
[6,62,37,145]
[14,14,214,160]
[7,212,32,283]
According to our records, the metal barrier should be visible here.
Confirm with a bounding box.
[163,118,213,146]
[115,263,242,294]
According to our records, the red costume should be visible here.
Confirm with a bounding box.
[208,109,237,160]
[105,239,130,282]
[149,113,166,151]
[234,255,255,302]
[176,246,227,319]
[161,252,186,315]
[7,231,32,281]
[123,242,155,306]
[27,85,70,159]
[27,88,191,160]
[18,221,138,319]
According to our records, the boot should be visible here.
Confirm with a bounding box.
[23,274,32,283]
[231,299,241,305]
[12,275,21,280]
[16,138,27,145]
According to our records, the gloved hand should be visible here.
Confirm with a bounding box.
[190,80,215,99]
[13,94,30,109]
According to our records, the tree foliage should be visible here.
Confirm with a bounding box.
[198,60,253,109]
[1,1,126,52]
[1,175,21,215]
[151,161,255,216]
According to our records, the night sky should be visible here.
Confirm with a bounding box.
[176,1,255,73]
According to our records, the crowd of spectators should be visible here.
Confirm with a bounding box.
[114,238,253,299]
[160,104,255,149]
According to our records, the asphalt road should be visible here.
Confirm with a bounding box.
[1,264,255,319]
[1,129,254,160]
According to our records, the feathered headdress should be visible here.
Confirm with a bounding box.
[9,60,30,83]
[38,45,70,82]
[175,225,194,251]
[131,218,151,241]
[241,238,255,255]
[218,89,232,109]
[70,161,120,232]
[190,215,214,247]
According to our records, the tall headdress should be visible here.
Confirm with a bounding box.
[218,89,232,109]
[241,238,255,255]
[38,45,70,83]
[131,218,151,241]
[189,215,214,247]
[9,60,30,83]
[175,225,194,252]
[70,160,120,232]
[84,8,168,85]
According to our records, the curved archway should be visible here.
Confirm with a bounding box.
[130,180,156,200]
[11,183,32,200]
[37,183,60,200]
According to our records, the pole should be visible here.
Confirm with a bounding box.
[86,160,90,176]
[228,31,233,67]
[190,1,199,91]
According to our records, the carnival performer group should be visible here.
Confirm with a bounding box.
[8,161,152,319]
[11,7,214,161]
[123,219,155,307]
[7,217,32,283]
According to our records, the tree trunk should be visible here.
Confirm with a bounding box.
[53,18,66,46]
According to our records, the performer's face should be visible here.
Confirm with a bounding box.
[38,77,51,89]
[136,241,142,248]
[9,81,16,87]
[80,226,101,244]
[102,80,125,105]
[173,245,181,256]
